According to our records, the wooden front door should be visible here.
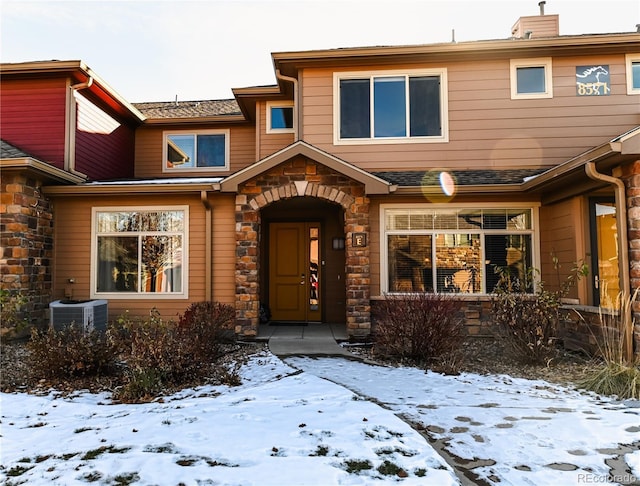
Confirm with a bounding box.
[269,222,321,322]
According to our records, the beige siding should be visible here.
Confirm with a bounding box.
[539,196,589,302]
[258,100,295,159]
[134,125,256,178]
[300,54,639,172]
[51,193,236,323]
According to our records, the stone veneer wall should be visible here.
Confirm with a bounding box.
[0,171,53,334]
[621,160,640,357]
[233,157,370,338]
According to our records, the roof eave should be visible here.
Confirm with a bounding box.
[142,114,247,125]
[0,158,86,184]
[42,181,222,196]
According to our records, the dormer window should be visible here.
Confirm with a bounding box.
[334,68,448,144]
[163,130,229,172]
[510,58,553,99]
[267,102,294,133]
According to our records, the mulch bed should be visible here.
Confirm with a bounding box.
[1,336,596,396]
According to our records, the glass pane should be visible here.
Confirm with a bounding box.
[633,62,640,90]
[595,202,619,309]
[387,211,409,230]
[340,79,370,138]
[167,135,194,168]
[517,66,546,94]
[97,212,140,233]
[309,227,319,311]
[388,235,432,292]
[141,235,183,292]
[434,209,458,229]
[409,76,441,136]
[374,77,406,137]
[507,209,531,230]
[97,236,138,292]
[409,211,434,230]
[485,234,532,292]
[483,209,507,229]
[271,107,294,129]
[435,234,482,293]
[197,134,225,167]
[457,209,482,229]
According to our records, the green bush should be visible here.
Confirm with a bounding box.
[27,325,120,378]
[372,293,464,372]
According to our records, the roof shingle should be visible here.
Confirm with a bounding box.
[373,169,545,187]
[133,99,241,119]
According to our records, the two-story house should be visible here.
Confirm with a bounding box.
[2,10,639,355]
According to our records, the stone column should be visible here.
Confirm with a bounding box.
[0,171,53,334]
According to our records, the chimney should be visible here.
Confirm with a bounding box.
[511,2,559,38]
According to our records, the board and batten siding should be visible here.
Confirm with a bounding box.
[0,78,68,167]
[134,125,256,179]
[299,54,639,172]
[50,193,236,324]
[74,92,135,180]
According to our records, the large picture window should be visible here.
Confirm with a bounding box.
[163,130,229,171]
[382,206,535,294]
[335,69,448,144]
[92,207,188,298]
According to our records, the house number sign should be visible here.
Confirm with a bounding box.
[352,233,367,247]
[576,65,610,96]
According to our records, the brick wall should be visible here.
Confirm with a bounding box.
[0,171,53,335]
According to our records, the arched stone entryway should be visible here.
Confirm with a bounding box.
[233,156,371,339]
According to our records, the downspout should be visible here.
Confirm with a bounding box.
[585,162,633,362]
[66,77,94,173]
[275,70,299,141]
[201,191,213,301]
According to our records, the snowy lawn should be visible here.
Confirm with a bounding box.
[1,350,638,485]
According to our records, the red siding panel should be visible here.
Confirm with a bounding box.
[74,93,135,179]
[0,78,68,167]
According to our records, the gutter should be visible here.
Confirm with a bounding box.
[585,162,634,363]
[275,70,299,140]
[201,191,213,301]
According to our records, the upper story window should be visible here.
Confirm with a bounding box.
[267,101,294,133]
[163,129,229,172]
[92,207,188,299]
[510,58,553,99]
[334,69,448,144]
[626,54,640,94]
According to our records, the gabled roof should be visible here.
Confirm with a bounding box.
[219,141,396,195]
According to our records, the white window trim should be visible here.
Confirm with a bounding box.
[162,129,230,173]
[379,203,540,295]
[333,68,449,145]
[266,101,295,134]
[90,205,189,300]
[626,53,640,95]
[510,58,553,99]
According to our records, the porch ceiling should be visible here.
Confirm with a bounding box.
[218,141,396,195]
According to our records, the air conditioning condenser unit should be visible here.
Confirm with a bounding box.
[49,299,108,332]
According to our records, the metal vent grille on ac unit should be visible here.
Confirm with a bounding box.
[49,300,108,332]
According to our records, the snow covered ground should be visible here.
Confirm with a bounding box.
[1,350,639,485]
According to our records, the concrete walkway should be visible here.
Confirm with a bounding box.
[258,322,357,358]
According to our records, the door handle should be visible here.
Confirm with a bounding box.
[300,273,305,285]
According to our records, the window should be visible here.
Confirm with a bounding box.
[163,130,229,171]
[626,54,640,94]
[510,58,553,99]
[267,102,294,133]
[92,207,188,298]
[334,69,448,144]
[382,206,536,294]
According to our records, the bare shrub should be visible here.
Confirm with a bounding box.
[492,259,588,365]
[372,293,465,371]
[27,325,120,379]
